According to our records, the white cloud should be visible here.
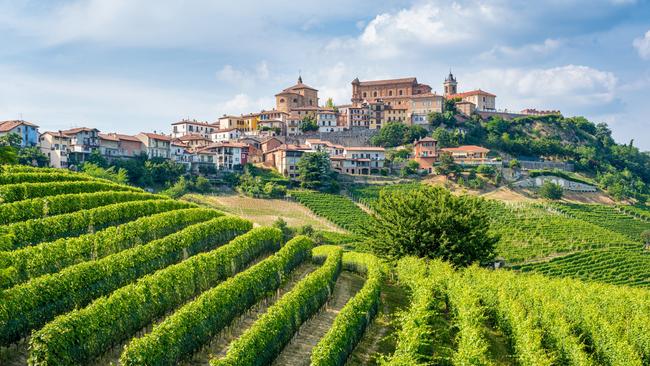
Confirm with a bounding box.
[633,30,650,60]
[464,65,618,110]
[478,39,563,61]
[215,94,274,115]
[216,61,271,87]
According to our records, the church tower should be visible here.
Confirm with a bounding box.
[444,71,457,96]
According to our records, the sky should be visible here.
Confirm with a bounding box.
[1,0,650,150]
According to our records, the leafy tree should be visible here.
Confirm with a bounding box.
[400,160,420,177]
[642,230,650,248]
[539,181,563,200]
[431,127,460,148]
[370,122,429,148]
[86,150,108,168]
[272,218,294,242]
[406,125,428,142]
[365,185,497,266]
[297,151,338,193]
[436,153,460,176]
[299,115,318,132]
[428,111,456,127]
[0,133,19,165]
[324,98,337,111]
[82,163,129,184]
[444,98,459,114]
[509,159,521,170]
[17,147,49,167]
[476,164,496,178]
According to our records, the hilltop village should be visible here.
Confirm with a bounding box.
[0,73,567,183]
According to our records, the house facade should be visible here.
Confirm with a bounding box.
[0,120,40,147]
[413,137,438,173]
[136,132,171,159]
[440,145,490,164]
[39,131,71,168]
[171,119,216,139]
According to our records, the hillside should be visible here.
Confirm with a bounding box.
[1,166,649,366]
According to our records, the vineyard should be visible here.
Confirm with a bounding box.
[290,190,373,235]
[2,166,650,365]
[0,167,384,366]
[550,203,650,241]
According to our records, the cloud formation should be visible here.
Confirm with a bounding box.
[633,30,650,60]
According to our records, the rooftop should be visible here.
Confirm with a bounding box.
[354,77,418,86]
[139,132,171,141]
[441,145,490,153]
[0,120,39,132]
[447,89,497,99]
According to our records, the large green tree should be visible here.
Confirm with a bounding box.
[370,122,429,148]
[365,185,497,266]
[297,151,338,192]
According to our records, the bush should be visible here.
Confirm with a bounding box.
[366,185,498,266]
[539,181,563,200]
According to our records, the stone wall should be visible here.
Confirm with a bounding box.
[285,128,379,147]
[513,175,597,192]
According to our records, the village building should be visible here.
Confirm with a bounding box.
[275,76,319,114]
[171,119,215,139]
[170,140,193,169]
[263,144,311,179]
[0,120,40,147]
[304,138,345,156]
[520,109,562,116]
[211,128,242,142]
[368,100,387,130]
[177,134,211,148]
[286,114,303,136]
[385,106,409,124]
[217,115,246,131]
[444,72,496,112]
[316,110,341,132]
[257,119,286,135]
[197,142,249,171]
[332,146,386,175]
[351,77,432,106]
[259,109,289,122]
[410,93,444,125]
[260,137,283,153]
[106,133,145,158]
[57,127,100,167]
[440,145,490,164]
[338,105,369,128]
[98,133,120,159]
[136,132,171,159]
[413,137,439,174]
[39,131,71,168]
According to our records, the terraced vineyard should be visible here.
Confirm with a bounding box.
[387,257,650,365]
[0,167,384,366]
[485,201,638,262]
[550,202,650,241]
[290,190,373,235]
[515,247,650,287]
[348,183,421,209]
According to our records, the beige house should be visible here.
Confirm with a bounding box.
[39,131,71,168]
[136,132,171,159]
[440,145,490,163]
[98,133,120,159]
[263,144,310,179]
[275,76,319,114]
[410,93,444,125]
[217,115,246,131]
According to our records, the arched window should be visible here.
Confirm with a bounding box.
[279,98,285,103]
[293,98,298,103]
[389,90,393,96]
[373,91,377,97]
[309,99,313,105]
[363,92,367,98]
[399,90,403,96]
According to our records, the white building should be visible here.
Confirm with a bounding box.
[171,119,216,139]
[211,128,242,142]
[317,110,343,132]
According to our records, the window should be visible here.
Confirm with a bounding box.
[280,98,285,103]
[389,90,392,96]
[373,91,377,97]
[399,90,403,96]
[293,98,298,103]
[362,92,367,98]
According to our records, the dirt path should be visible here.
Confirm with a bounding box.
[271,271,365,366]
[184,263,318,365]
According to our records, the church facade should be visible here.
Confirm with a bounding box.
[275,76,319,114]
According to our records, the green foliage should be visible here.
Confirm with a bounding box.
[121,235,313,366]
[81,162,129,184]
[16,147,49,167]
[516,247,650,288]
[0,208,219,289]
[539,181,563,200]
[476,164,496,177]
[0,180,140,203]
[109,154,186,188]
[0,190,159,226]
[400,159,420,177]
[0,133,20,165]
[366,185,497,266]
[0,199,191,251]
[428,111,456,127]
[0,171,92,185]
[291,190,373,234]
[436,153,460,176]
[212,246,342,366]
[370,122,429,148]
[431,127,461,148]
[0,216,251,345]
[86,149,108,168]
[509,158,521,169]
[272,217,294,242]
[642,230,650,245]
[237,164,288,198]
[30,227,282,365]
[311,249,384,366]
[297,151,339,193]
[300,115,319,132]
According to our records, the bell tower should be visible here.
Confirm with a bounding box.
[444,70,457,96]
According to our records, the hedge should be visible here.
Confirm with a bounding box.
[121,235,314,366]
[0,199,193,251]
[0,181,141,203]
[0,191,162,225]
[211,245,343,366]
[0,208,220,289]
[30,227,283,365]
[0,216,251,345]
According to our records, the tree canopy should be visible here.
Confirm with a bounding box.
[365,185,497,266]
[370,122,428,148]
[297,151,339,193]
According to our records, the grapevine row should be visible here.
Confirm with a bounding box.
[290,190,373,234]
[0,181,141,203]
[121,235,314,366]
[0,216,251,345]
[0,191,163,225]
[0,208,220,289]
[0,171,93,185]
[211,245,343,366]
[310,248,385,366]
[30,227,283,365]
[0,199,193,251]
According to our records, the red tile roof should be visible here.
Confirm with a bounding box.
[178,134,211,141]
[447,89,496,99]
[355,77,417,86]
[61,127,99,135]
[98,133,120,142]
[345,146,386,152]
[171,119,211,126]
[140,132,171,141]
[0,120,39,132]
[110,133,141,142]
[440,145,490,153]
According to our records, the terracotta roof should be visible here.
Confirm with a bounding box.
[98,133,120,142]
[140,132,171,141]
[260,109,289,115]
[212,141,249,148]
[178,134,211,141]
[218,115,244,120]
[281,82,318,92]
[41,131,71,138]
[447,89,496,99]
[265,144,311,154]
[0,120,39,132]
[61,127,99,135]
[416,137,438,143]
[110,133,141,142]
[410,92,442,99]
[355,77,417,86]
[345,146,386,152]
[441,145,490,153]
[171,119,211,126]
[171,140,188,147]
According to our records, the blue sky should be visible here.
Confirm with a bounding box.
[1,0,650,149]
